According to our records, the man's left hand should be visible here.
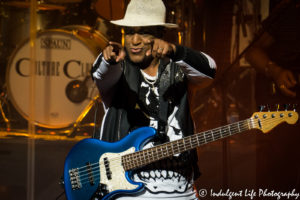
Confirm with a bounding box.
[146,39,176,59]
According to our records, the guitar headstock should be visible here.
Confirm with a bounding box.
[251,110,299,133]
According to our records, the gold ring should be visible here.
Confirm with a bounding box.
[158,48,163,50]
[279,84,285,89]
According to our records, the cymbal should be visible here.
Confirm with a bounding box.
[4,1,66,11]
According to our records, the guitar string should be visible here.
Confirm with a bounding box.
[74,115,291,185]
[76,115,287,183]
[123,114,294,169]
[72,114,294,185]
[83,116,266,171]
[77,121,255,185]
[78,116,293,186]
[73,118,251,174]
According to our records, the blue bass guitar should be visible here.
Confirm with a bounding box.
[63,110,298,200]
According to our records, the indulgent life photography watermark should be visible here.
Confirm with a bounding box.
[198,188,300,200]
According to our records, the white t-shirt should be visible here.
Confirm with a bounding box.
[115,71,197,200]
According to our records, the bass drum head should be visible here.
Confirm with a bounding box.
[6,27,108,129]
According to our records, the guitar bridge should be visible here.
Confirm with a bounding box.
[69,168,82,190]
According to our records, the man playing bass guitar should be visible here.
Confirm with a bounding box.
[90,0,216,199]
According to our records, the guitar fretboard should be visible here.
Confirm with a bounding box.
[122,118,253,170]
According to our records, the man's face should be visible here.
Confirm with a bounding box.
[124,27,162,64]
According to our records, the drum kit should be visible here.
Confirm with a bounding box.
[0,0,123,135]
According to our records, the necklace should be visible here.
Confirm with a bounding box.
[140,70,158,92]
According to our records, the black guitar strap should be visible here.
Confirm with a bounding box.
[156,60,172,144]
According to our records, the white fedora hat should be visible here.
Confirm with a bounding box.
[110,0,178,28]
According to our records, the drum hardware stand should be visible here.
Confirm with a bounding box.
[0,86,11,131]
[68,94,102,138]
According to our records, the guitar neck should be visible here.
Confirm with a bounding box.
[122,118,253,170]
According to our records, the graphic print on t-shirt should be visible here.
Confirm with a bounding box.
[137,74,193,194]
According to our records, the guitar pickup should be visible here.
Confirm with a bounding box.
[69,168,82,190]
[86,162,95,186]
[103,157,112,180]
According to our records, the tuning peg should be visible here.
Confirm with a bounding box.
[266,104,270,112]
[284,104,290,111]
[276,104,280,111]
[293,104,297,111]
[259,105,265,112]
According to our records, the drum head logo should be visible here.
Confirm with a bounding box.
[7,30,106,128]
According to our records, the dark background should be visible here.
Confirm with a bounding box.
[0,0,299,199]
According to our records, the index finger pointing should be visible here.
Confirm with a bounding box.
[145,39,154,46]
[109,41,123,48]
[108,41,123,54]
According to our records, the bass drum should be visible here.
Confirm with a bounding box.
[6,26,108,129]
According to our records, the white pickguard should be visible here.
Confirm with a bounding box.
[99,147,138,192]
